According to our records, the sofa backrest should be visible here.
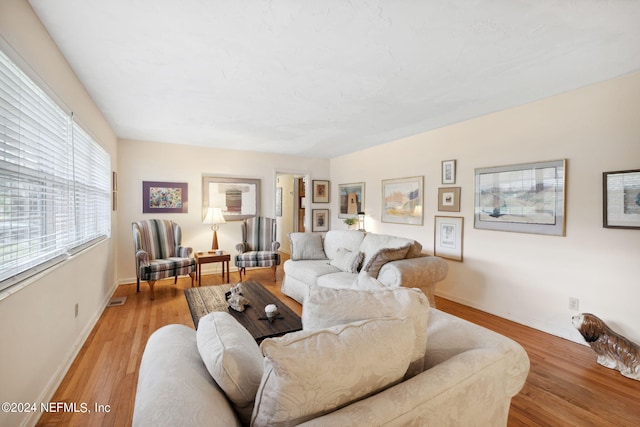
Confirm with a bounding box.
[323,230,422,265]
[358,233,423,268]
[323,230,366,259]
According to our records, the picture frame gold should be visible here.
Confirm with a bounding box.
[381,176,424,225]
[312,180,330,203]
[434,216,464,261]
[312,209,330,232]
[438,187,461,212]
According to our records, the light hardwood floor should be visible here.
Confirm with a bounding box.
[36,265,640,426]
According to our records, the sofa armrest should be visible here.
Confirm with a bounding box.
[135,250,150,277]
[235,243,246,253]
[133,325,241,427]
[377,255,448,306]
[135,249,149,266]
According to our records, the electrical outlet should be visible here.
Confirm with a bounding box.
[568,297,579,311]
[75,303,79,318]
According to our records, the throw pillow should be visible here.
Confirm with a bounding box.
[289,232,327,260]
[362,243,411,277]
[196,312,263,425]
[301,285,429,378]
[251,318,415,427]
[329,247,364,273]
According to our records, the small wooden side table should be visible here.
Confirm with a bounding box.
[195,251,231,285]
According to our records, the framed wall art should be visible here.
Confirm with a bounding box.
[312,209,330,232]
[434,216,464,261]
[442,160,456,184]
[381,176,424,225]
[202,176,260,221]
[474,159,566,236]
[312,180,330,203]
[142,181,188,213]
[438,187,461,212]
[338,182,365,218]
[603,169,640,229]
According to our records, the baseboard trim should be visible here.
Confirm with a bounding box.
[435,290,586,346]
[23,281,119,427]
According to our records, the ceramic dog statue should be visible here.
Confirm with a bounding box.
[225,283,250,312]
[572,313,640,381]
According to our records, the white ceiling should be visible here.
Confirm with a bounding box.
[29,0,640,159]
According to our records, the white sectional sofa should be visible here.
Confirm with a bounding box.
[282,230,449,306]
[133,306,530,426]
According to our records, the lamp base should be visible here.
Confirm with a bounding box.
[211,229,219,251]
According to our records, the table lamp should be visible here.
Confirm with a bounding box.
[358,211,366,231]
[203,207,226,251]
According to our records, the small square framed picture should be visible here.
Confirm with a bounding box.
[442,160,456,184]
[312,209,330,232]
[438,187,461,212]
[434,216,464,261]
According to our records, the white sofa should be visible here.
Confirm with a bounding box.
[282,230,449,306]
[133,306,530,427]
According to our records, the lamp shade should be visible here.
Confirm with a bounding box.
[203,207,226,225]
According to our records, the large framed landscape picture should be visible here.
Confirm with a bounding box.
[142,181,188,213]
[381,176,424,225]
[603,169,640,229]
[474,159,566,236]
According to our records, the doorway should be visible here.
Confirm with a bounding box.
[275,172,308,254]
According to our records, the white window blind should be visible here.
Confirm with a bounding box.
[0,48,110,291]
[70,122,111,251]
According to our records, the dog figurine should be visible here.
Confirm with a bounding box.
[572,313,640,381]
[225,283,251,312]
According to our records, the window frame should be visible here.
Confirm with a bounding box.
[0,46,111,293]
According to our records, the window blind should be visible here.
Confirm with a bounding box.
[0,48,110,291]
[70,122,111,252]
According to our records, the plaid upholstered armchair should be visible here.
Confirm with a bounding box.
[132,219,196,300]
[235,217,281,281]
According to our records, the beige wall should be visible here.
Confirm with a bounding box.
[331,72,640,344]
[1,2,638,425]
[116,139,329,283]
[0,1,118,426]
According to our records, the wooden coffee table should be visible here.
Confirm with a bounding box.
[227,281,302,343]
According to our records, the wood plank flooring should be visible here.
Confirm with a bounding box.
[36,266,640,426]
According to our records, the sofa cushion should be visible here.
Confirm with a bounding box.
[352,271,388,290]
[196,312,263,425]
[301,286,430,378]
[362,243,411,277]
[329,247,363,273]
[251,318,415,427]
[359,233,421,268]
[316,271,360,290]
[322,230,366,259]
[284,259,340,286]
[289,232,327,260]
